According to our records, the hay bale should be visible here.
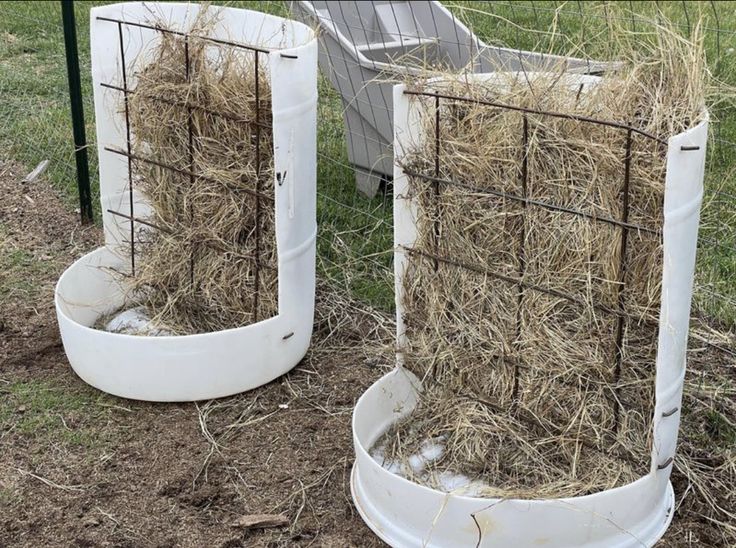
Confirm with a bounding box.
[378,16,712,498]
[110,11,277,335]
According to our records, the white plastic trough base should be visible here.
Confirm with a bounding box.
[349,77,709,546]
[351,369,674,548]
[55,2,318,402]
[56,240,315,402]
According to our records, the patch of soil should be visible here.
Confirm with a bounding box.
[0,160,389,547]
[0,160,100,369]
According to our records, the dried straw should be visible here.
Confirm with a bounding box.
[112,10,277,334]
[379,15,715,498]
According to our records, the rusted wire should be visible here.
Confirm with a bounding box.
[512,115,529,401]
[184,36,196,288]
[99,82,273,129]
[96,15,297,58]
[403,169,661,236]
[117,21,135,277]
[403,89,669,146]
[104,146,274,203]
[253,51,262,322]
[612,128,634,433]
[432,94,441,272]
[401,245,656,323]
[106,209,276,271]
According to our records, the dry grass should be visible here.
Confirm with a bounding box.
[109,9,277,334]
[667,336,736,545]
[379,15,720,499]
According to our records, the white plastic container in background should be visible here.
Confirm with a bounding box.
[350,77,709,546]
[55,2,318,402]
[291,1,615,198]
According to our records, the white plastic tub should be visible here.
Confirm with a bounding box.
[350,78,709,546]
[55,3,318,402]
[352,369,675,547]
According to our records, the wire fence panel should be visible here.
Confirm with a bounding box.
[0,1,733,349]
[0,1,98,213]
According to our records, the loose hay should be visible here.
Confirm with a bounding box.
[376,16,716,498]
[105,10,277,335]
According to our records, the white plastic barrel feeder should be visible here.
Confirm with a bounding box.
[350,77,709,546]
[54,3,318,402]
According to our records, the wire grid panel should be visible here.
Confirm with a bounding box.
[282,1,734,349]
[398,80,670,443]
[93,7,280,326]
[291,0,734,351]
[453,0,735,346]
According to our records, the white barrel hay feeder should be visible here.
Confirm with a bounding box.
[54,3,318,402]
[350,78,709,546]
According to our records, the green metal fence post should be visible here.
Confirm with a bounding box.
[61,0,93,223]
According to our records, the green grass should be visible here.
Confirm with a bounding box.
[706,408,736,445]
[0,1,99,209]
[0,224,56,301]
[0,488,19,506]
[0,1,734,324]
[0,379,117,448]
[314,78,394,309]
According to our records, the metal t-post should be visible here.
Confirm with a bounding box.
[61,0,93,223]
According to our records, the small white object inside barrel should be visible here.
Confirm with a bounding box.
[104,307,174,337]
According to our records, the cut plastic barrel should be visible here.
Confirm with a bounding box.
[350,77,708,546]
[55,2,318,402]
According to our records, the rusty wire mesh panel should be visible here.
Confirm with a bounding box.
[95,12,279,330]
[282,0,735,350]
[397,83,672,487]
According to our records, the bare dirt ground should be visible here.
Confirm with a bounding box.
[0,158,390,547]
[0,158,734,547]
